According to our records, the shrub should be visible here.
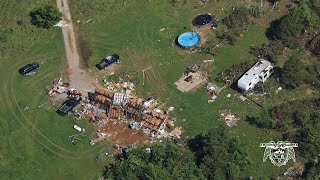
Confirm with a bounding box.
[250,41,285,64]
[30,5,62,29]
[281,53,306,89]
[223,7,250,30]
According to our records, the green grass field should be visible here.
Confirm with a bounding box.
[0,1,110,179]
[1,0,315,179]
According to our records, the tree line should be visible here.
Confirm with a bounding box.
[103,123,251,180]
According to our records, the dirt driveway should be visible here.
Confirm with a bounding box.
[56,0,94,95]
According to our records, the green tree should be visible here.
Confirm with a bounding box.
[250,41,285,64]
[30,5,62,29]
[300,124,320,158]
[188,124,250,179]
[103,142,204,179]
[223,7,250,30]
[276,3,319,46]
[281,54,306,89]
[227,163,240,179]
[305,162,320,179]
[295,106,311,127]
[306,34,320,55]
[310,0,320,16]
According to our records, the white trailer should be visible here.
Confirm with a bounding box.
[237,59,273,91]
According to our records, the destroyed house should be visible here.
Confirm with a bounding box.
[93,86,169,134]
[237,59,273,91]
[123,99,168,134]
[140,110,168,133]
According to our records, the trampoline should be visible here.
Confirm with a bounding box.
[177,32,201,48]
[193,13,213,26]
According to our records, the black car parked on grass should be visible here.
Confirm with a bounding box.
[18,62,40,75]
[96,54,120,70]
[57,96,82,116]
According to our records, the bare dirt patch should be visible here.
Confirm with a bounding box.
[56,0,95,94]
[305,87,317,96]
[78,35,91,68]
[100,120,150,147]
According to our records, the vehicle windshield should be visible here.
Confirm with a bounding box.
[66,99,77,106]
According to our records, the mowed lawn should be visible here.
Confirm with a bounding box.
[0,0,110,179]
[70,0,296,178]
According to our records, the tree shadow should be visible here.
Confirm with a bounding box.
[187,134,206,165]
[265,17,283,40]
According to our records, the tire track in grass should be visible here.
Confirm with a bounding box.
[22,69,52,86]
[1,59,104,159]
[10,72,106,157]
[1,68,78,159]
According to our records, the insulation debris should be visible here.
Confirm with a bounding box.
[219,109,239,127]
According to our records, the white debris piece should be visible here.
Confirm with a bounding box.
[73,125,82,132]
[54,20,69,27]
[168,107,174,111]
[239,95,247,101]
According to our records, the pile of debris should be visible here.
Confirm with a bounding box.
[206,82,228,103]
[175,64,208,92]
[45,78,81,97]
[283,165,304,178]
[245,83,269,96]
[160,126,183,139]
[219,109,239,127]
[206,82,219,103]
[88,81,177,141]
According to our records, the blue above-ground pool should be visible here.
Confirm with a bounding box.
[177,32,201,48]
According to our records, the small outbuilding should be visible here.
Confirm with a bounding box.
[237,59,273,91]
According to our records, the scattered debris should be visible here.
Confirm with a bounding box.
[144,148,151,153]
[166,120,175,129]
[207,82,219,92]
[167,107,174,112]
[85,19,92,23]
[69,134,85,144]
[23,106,30,111]
[239,95,248,101]
[283,165,303,178]
[54,20,69,27]
[226,94,231,98]
[175,65,208,92]
[45,78,77,97]
[208,100,215,103]
[245,83,269,96]
[206,82,226,102]
[203,59,214,63]
[169,126,183,138]
[74,113,82,120]
[211,19,220,29]
[89,81,178,145]
[73,125,82,132]
[276,87,282,94]
[219,109,239,127]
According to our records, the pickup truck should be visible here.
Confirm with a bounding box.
[57,96,82,116]
[96,54,120,70]
[18,62,40,75]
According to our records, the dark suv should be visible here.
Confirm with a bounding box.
[18,62,40,75]
[57,96,82,116]
[96,54,120,70]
